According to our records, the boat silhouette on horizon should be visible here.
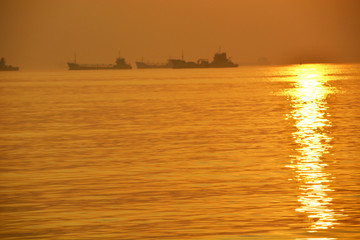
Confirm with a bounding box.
[136,51,238,69]
[0,57,19,71]
[67,55,131,70]
[169,52,238,69]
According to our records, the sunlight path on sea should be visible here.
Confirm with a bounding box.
[284,65,344,234]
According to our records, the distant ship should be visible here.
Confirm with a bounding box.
[0,57,19,71]
[136,60,172,69]
[169,52,238,69]
[68,57,131,70]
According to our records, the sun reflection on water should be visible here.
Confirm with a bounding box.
[285,65,340,232]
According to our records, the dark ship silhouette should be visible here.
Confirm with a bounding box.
[169,52,238,68]
[135,51,238,69]
[68,56,131,70]
[0,57,19,71]
[136,60,172,69]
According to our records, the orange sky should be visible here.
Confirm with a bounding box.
[1,0,359,69]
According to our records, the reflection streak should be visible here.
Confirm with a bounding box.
[286,65,338,232]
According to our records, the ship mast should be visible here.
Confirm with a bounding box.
[74,52,77,64]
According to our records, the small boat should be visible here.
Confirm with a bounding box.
[0,57,19,71]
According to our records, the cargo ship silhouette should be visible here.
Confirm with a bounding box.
[68,55,131,70]
[169,52,238,68]
[0,57,19,71]
[136,52,238,69]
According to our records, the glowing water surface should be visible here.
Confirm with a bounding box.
[0,65,359,239]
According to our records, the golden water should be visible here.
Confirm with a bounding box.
[0,65,359,239]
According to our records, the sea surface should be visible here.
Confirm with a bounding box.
[0,64,359,240]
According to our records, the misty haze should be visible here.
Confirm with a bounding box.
[1,0,360,69]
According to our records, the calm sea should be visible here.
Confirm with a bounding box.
[0,64,359,239]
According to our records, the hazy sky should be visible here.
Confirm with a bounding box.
[1,0,359,69]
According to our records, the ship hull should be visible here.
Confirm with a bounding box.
[68,62,131,70]
[136,62,171,69]
[171,64,238,69]
[0,66,19,71]
[169,60,238,69]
